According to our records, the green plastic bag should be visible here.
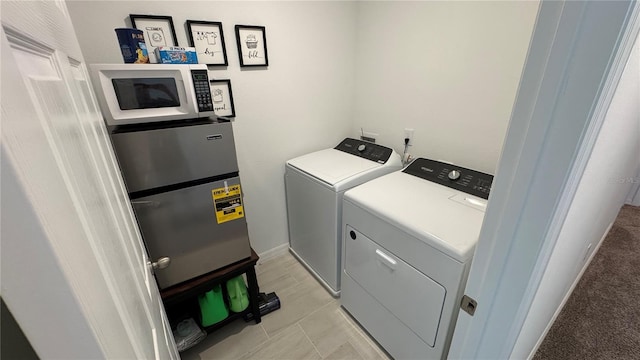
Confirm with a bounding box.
[227,276,249,313]
[198,285,228,326]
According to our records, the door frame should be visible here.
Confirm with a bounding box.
[449,1,640,358]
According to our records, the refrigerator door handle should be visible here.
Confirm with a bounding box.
[148,257,171,273]
[131,200,160,208]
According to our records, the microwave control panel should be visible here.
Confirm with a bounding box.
[191,70,213,112]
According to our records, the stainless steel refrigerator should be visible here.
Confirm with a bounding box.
[110,120,251,289]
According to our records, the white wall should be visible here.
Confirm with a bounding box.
[352,1,538,174]
[66,1,357,255]
[511,31,640,359]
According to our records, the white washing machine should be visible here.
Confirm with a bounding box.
[341,157,493,359]
[285,138,402,296]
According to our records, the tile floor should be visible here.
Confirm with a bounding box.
[180,252,390,360]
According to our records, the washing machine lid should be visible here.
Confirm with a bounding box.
[287,148,386,187]
[343,171,488,262]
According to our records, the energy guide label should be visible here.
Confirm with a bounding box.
[212,184,244,224]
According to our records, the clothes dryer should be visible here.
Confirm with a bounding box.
[285,138,402,296]
[341,158,493,359]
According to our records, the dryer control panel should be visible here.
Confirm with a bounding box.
[403,158,493,199]
[335,138,393,164]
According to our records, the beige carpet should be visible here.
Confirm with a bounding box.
[534,205,640,359]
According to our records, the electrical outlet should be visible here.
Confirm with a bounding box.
[404,128,414,144]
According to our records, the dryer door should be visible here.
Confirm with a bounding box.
[344,226,446,347]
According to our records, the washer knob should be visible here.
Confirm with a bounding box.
[448,170,461,181]
[357,144,366,152]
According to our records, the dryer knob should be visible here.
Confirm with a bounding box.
[357,144,366,152]
[448,170,461,181]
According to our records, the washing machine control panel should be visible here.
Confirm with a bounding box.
[403,158,494,199]
[335,138,393,164]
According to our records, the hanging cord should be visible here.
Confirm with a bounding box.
[402,137,411,166]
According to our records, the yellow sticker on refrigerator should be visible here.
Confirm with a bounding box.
[212,184,244,224]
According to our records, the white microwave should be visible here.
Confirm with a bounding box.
[90,64,214,126]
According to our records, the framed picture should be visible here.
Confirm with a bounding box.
[210,79,236,118]
[235,25,268,67]
[186,20,228,66]
[130,14,178,63]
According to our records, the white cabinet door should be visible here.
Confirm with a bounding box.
[1,1,178,358]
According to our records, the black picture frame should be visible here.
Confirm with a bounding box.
[234,25,268,67]
[210,79,236,118]
[130,14,178,63]
[186,20,228,66]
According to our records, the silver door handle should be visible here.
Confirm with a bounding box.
[131,200,160,207]
[149,257,171,272]
[375,249,397,270]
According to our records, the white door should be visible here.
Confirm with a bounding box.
[448,1,639,359]
[1,1,178,358]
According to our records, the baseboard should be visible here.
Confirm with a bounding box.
[625,174,640,205]
[256,243,289,264]
[526,220,614,359]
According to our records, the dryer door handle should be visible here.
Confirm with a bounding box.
[376,249,397,270]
